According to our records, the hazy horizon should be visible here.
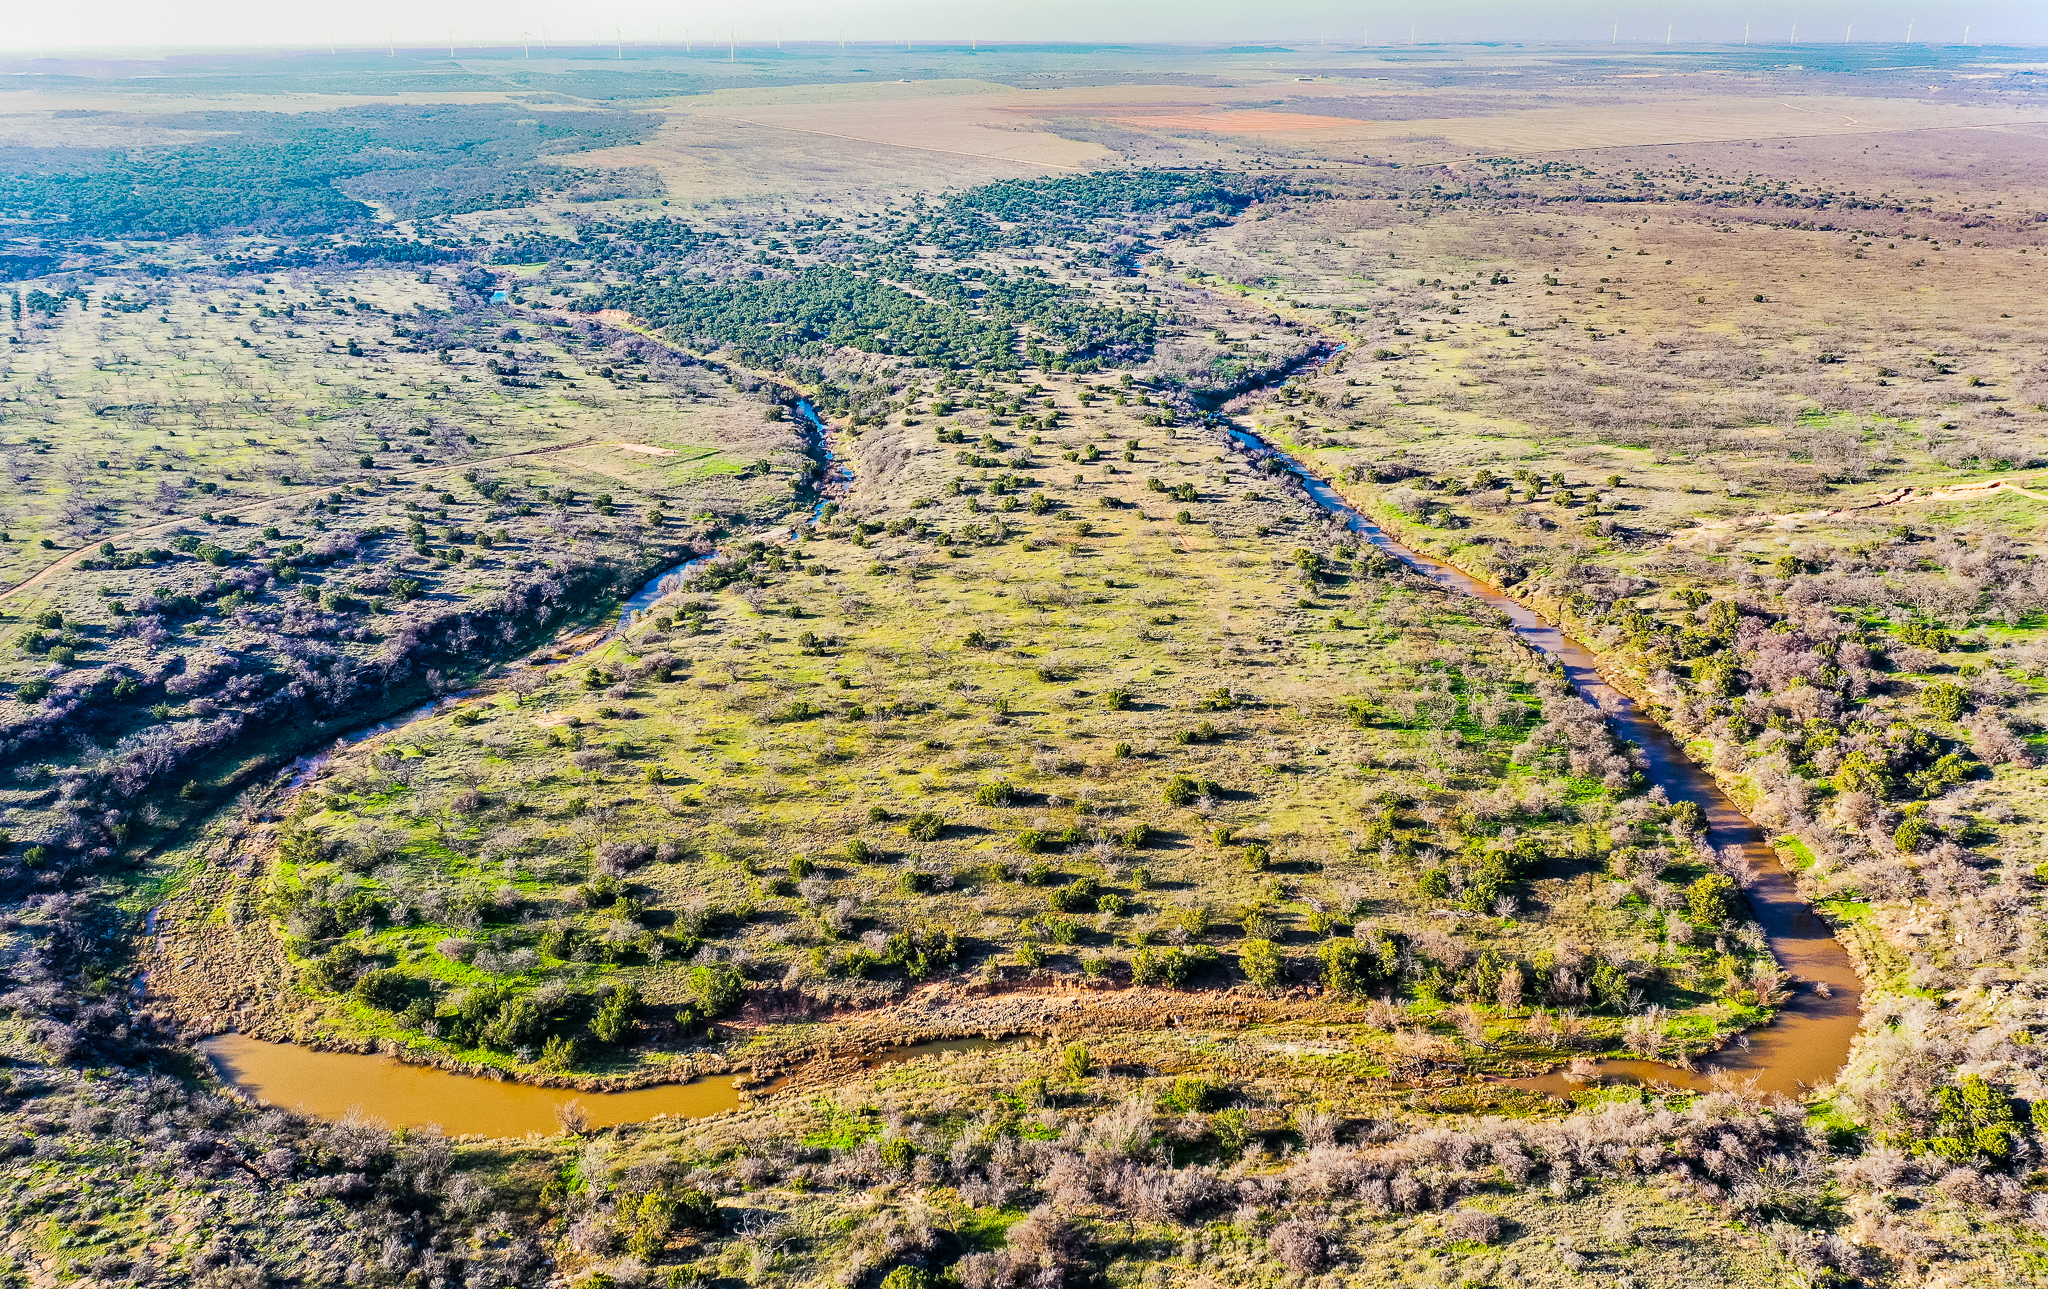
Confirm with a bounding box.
[3,0,2043,58]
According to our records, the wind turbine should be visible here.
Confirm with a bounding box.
[521,31,531,58]
[1845,24,1852,42]
[1612,23,1618,43]
[616,26,624,59]
[1667,23,1673,43]
[1906,20,1913,41]
[1744,21,1750,44]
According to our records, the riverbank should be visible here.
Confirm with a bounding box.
[1217,420,1864,1095]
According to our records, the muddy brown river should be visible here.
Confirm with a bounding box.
[198,395,1862,1137]
[202,1034,744,1135]
[1229,424,1863,1094]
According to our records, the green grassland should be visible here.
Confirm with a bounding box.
[214,362,1796,1089]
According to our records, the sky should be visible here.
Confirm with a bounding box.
[1,0,2040,54]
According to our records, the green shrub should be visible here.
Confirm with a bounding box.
[306,943,370,992]
[1131,945,1212,987]
[1160,1075,1217,1114]
[905,811,945,841]
[1240,939,1282,990]
[539,1034,582,1072]
[483,995,547,1050]
[1166,774,1222,806]
[1060,1042,1093,1079]
[1318,933,1401,998]
[1118,822,1152,849]
[1686,873,1739,926]
[685,964,745,1017]
[879,1138,917,1173]
[1921,682,1968,722]
[351,968,410,1010]
[975,780,1018,807]
[1667,800,1707,832]
[590,983,641,1045]
[1039,913,1081,944]
[1047,877,1099,913]
[885,923,958,979]
[1923,1074,2022,1165]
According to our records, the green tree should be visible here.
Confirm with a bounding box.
[1832,750,1891,799]
[1686,873,1739,927]
[880,1138,917,1173]
[1318,932,1400,998]
[1919,681,1967,722]
[625,1190,678,1259]
[1924,1075,2022,1166]
[685,964,745,1017]
[590,983,641,1045]
[1060,1042,1094,1080]
[1240,938,1282,990]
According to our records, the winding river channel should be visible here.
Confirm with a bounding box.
[1224,423,1863,1095]
[204,362,1861,1135]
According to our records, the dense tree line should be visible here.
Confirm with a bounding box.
[595,263,1157,373]
[0,105,653,238]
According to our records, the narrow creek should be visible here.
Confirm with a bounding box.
[1224,424,1864,1094]
[203,366,1861,1136]
[614,398,845,634]
[206,395,858,1135]
[280,399,842,793]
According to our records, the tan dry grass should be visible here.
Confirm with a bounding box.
[1167,95,2048,158]
[1120,110,1369,134]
